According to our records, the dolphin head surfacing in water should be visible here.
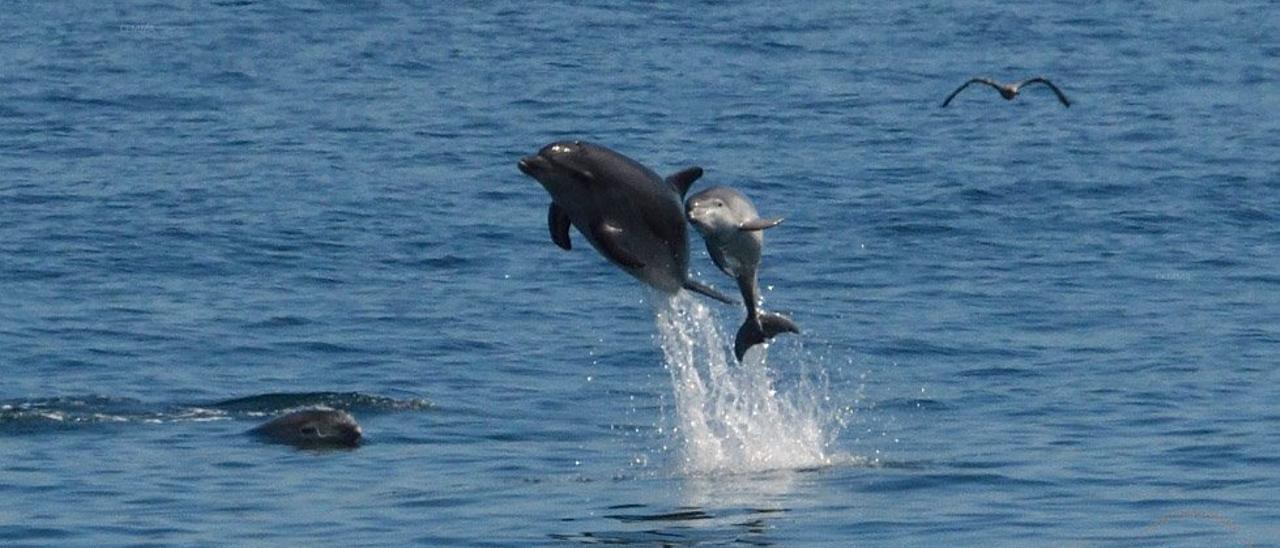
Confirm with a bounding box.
[518,140,734,304]
[686,186,800,361]
[248,407,362,449]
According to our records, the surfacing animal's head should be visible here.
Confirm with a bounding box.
[517,140,597,195]
[281,408,363,448]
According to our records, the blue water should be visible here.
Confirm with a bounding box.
[2,1,1278,545]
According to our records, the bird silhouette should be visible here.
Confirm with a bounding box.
[941,77,1071,107]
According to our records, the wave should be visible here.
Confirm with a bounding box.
[0,391,431,435]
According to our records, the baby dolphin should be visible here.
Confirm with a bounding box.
[941,77,1071,107]
[686,186,800,361]
[248,407,362,449]
[518,140,734,304]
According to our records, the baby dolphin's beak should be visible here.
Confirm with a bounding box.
[686,205,709,229]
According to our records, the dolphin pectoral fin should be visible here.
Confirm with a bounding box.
[739,217,784,231]
[733,311,799,362]
[665,166,704,197]
[548,203,572,250]
[682,279,737,305]
[593,221,645,268]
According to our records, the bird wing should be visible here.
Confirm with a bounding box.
[1018,77,1072,107]
[941,78,1001,107]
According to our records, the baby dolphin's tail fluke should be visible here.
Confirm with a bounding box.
[734,310,801,362]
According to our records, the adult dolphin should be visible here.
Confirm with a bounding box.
[517,140,734,304]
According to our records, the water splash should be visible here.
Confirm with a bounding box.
[652,292,841,475]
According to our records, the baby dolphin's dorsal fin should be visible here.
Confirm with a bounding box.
[665,167,704,197]
[739,217,784,231]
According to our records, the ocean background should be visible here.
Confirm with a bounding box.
[2,1,1277,545]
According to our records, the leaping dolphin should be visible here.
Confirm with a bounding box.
[518,140,734,304]
[686,186,800,361]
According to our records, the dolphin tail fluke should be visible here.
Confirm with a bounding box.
[760,311,801,338]
[682,280,737,305]
[733,311,801,362]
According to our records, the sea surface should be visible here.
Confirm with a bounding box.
[2,1,1278,546]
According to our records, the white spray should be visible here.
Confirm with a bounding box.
[652,291,842,475]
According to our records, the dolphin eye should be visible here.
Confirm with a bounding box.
[301,426,319,436]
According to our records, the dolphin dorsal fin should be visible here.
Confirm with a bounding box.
[665,167,704,197]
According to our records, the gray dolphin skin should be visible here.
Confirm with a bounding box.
[248,407,362,449]
[686,186,800,361]
[517,140,735,304]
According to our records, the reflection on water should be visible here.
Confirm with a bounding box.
[552,502,786,546]
[681,467,797,511]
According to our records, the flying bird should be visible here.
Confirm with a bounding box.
[941,77,1071,107]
